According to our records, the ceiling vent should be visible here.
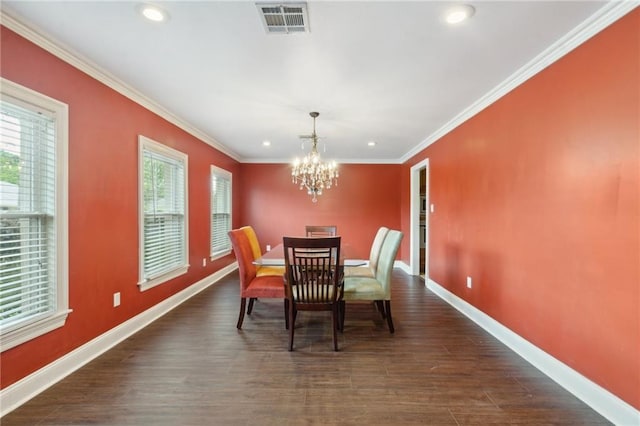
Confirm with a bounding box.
[257,3,309,34]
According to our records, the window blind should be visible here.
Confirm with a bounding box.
[0,99,57,330]
[211,167,231,258]
[141,148,186,281]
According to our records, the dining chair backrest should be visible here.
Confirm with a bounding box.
[305,225,338,237]
[240,225,262,261]
[228,228,258,289]
[283,236,342,304]
[369,226,390,271]
[374,230,403,299]
[283,236,343,350]
[239,225,285,277]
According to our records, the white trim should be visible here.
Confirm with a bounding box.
[409,159,429,277]
[400,1,639,163]
[0,78,71,351]
[211,250,232,261]
[138,265,189,292]
[396,261,411,275]
[3,3,635,165]
[241,157,403,165]
[394,261,410,274]
[426,278,640,426]
[0,11,240,162]
[210,165,233,260]
[0,263,238,417]
[137,136,189,290]
[0,309,72,352]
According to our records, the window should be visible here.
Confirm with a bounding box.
[138,136,188,291]
[0,78,69,352]
[210,165,231,259]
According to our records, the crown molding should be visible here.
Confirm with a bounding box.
[400,1,639,163]
[240,156,402,165]
[2,2,636,166]
[0,10,242,162]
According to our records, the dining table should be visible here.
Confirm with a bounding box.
[253,243,366,267]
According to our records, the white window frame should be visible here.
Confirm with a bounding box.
[0,78,70,352]
[210,165,232,260]
[138,136,189,292]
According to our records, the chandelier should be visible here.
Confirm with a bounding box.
[291,112,339,202]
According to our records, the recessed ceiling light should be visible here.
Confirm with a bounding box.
[445,4,475,24]
[138,4,169,22]
[262,140,271,147]
[367,141,376,147]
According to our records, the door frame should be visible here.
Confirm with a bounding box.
[410,158,429,280]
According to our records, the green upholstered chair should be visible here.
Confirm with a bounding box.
[228,228,287,329]
[240,225,286,277]
[341,229,403,333]
[344,226,389,278]
[283,236,343,351]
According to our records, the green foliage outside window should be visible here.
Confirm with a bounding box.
[0,151,19,185]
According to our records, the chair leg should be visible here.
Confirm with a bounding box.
[339,301,345,332]
[284,299,289,330]
[237,298,247,329]
[332,305,339,351]
[384,300,395,333]
[247,297,256,315]
[288,305,296,351]
[375,300,386,319]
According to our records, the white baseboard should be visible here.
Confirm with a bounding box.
[396,260,412,275]
[426,278,640,426]
[0,263,238,417]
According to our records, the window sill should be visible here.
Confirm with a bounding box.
[1,309,72,352]
[138,265,189,292]
[210,249,231,261]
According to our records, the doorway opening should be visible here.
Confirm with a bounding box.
[419,167,426,277]
[410,159,429,281]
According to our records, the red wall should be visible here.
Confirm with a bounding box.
[2,7,638,414]
[239,163,401,259]
[402,10,639,409]
[0,27,241,388]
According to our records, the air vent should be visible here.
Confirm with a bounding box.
[257,3,309,34]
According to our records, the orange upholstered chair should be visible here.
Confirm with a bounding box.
[240,225,285,277]
[228,228,287,329]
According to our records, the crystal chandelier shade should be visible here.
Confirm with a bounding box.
[291,112,339,202]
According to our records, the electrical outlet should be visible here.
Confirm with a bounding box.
[466,276,472,289]
[113,292,121,307]
[202,258,206,267]
[430,203,435,213]
[266,244,271,252]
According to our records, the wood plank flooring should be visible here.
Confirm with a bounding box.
[3,270,610,425]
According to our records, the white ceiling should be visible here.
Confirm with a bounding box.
[1,1,619,163]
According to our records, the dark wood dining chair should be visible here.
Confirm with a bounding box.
[283,236,343,351]
[305,225,337,237]
[228,228,288,330]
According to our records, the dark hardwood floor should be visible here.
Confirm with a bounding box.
[3,270,610,425]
